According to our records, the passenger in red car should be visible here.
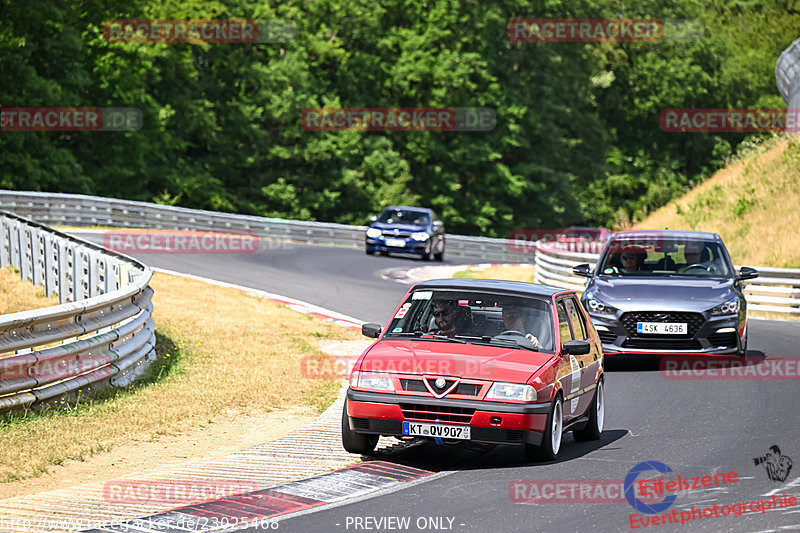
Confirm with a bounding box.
[502,304,543,348]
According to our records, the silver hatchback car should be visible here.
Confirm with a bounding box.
[573,230,758,356]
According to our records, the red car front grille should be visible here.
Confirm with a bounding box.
[399,379,482,397]
[400,403,475,424]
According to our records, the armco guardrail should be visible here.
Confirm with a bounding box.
[0,210,156,413]
[533,243,800,315]
[0,190,533,262]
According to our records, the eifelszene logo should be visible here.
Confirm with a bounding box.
[624,461,678,514]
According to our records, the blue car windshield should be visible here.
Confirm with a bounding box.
[598,238,731,277]
[378,209,430,226]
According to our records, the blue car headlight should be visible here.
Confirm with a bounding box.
[366,228,382,238]
[410,232,430,241]
[710,296,739,316]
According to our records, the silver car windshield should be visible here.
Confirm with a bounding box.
[598,238,731,277]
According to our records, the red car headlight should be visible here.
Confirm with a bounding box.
[350,371,394,392]
[485,382,537,402]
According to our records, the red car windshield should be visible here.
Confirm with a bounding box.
[384,290,555,353]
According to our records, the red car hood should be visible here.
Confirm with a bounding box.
[359,340,555,383]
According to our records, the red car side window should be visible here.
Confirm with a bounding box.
[565,298,587,341]
[557,301,573,345]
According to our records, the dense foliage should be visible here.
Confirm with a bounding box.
[1,0,797,235]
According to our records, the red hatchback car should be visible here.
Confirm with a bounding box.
[343,279,605,461]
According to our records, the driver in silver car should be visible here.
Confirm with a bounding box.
[679,242,704,272]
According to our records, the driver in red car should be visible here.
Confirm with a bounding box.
[431,300,459,337]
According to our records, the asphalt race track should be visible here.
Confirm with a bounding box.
[74,233,476,324]
[72,234,800,533]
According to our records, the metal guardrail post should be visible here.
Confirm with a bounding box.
[31,227,43,287]
[57,238,69,303]
[44,236,56,297]
[71,243,84,302]
[19,225,31,283]
[9,220,21,270]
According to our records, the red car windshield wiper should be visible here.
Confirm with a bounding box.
[387,331,467,343]
[488,336,541,352]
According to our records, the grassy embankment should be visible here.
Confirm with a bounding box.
[0,267,59,312]
[453,264,535,282]
[631,136,800,268]
[0,270,360,483]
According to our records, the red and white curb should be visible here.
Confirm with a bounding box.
[80,462,438,533]
[381,263,532,285]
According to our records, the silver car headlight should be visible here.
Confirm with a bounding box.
[710,296,739,316]
[366,228,382,238]
[585,294,617,315]
[486,382,536,402]
[350,371,394,391]
[411,232,430,241]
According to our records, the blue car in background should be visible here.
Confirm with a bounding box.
[365,206,445,261]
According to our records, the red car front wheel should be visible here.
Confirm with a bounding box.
[525,394,563,462]
[341,398,379,455]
